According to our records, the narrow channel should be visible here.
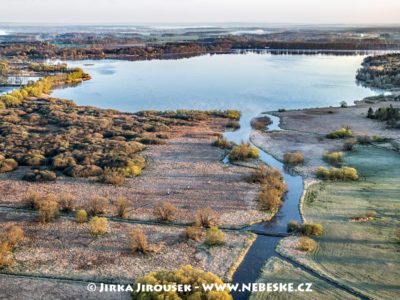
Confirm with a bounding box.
[225,115,304,300]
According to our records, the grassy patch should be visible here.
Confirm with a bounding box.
[250,257,357,300]
[298,147,400,299]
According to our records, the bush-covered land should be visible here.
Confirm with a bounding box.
[0,68,91,108]
[0,75,238,182]
[367,104,400,128]
[356,53,400,90]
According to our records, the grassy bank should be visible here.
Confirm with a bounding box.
[250,257,357,300]
[280,146,400,299]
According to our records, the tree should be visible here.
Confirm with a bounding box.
[367,107,375,119]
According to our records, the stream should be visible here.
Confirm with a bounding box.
[225,115,304,300]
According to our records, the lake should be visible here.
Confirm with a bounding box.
[52,53,378,143]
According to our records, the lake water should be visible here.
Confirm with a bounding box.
[52,53,378,143]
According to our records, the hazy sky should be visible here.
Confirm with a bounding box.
[1,0,399,24]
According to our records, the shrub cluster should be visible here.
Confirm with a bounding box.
[251,116,272,131]
[323,151,343,165]
[22,170,57,182]
[367,105,399,128]
[287,221,324,236]
[36,194,59,223]
[228,142,259,161]
[283,151,304,165]
[326,128,352,139]
[357,54,400,90]
[250,165,287,212]
[316,166,358,181]
[212,136,232,149]
[0,68,90,108]
[132,265,232,299]
[0,89,216,183]
[0,154,18,173]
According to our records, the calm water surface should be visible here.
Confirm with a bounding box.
[53,53,377,143]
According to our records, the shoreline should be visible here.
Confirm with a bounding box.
[253,98,400,299]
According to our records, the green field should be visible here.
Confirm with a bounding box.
[292,146,400,299]
[250,257,358,300]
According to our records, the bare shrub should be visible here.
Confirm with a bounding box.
[37,194,59,223]
[128,228,149,254]
[185,226,204,241]
[195,208,219,228]
[89,217,109,236]
[153,201,178,222]
[3,225,24,247]
[0,241,13,268]
[58,193,76,212]
[343,138,357,151]
[88,195,108,216]
[115,196,128,218]
[23,190,42,208]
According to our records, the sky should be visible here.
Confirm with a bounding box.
[0,0,399,25]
